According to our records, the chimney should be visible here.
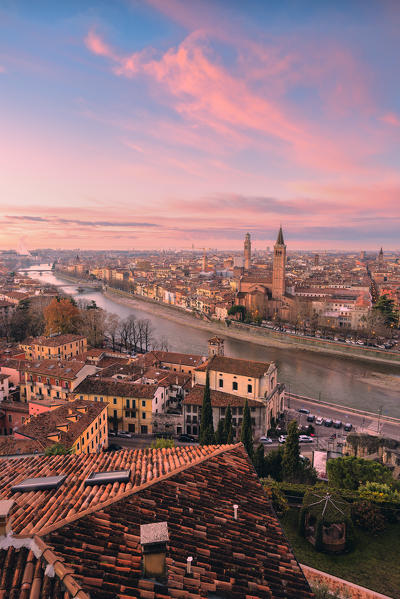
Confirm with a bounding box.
[140,522,169,581]
[186,556,193,575]
[233,504,239,520]
[0,500,14,536]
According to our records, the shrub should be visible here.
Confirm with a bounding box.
[358,481,400,502]
[311,582,348,599]
[351,500,385,535]
[150,438,175,449]
[262,477,289,515]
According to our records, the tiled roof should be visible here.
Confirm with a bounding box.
[14,399,106,450]
[0,445,313,598]
[196,355,272,378]
[25,359,86,379]
[23,334,86,347]
[74,378,157,399]
[151,351,204,367]
[183,385,263,407]
[0,445,223,535]
[0,436,43,457]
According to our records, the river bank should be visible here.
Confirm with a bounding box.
[103,288,400,368]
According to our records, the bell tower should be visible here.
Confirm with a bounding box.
[244,233,251,270]
[272,226,286,299]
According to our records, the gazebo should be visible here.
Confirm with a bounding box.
[299,490,354,553]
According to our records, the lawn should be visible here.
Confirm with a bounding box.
[280,509,400,599]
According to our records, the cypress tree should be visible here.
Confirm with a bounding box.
[282,420,301,481]
[240,399,254,459]
[254,444,265,477]
[224,405,233,443]
[199,371,215,445]
[215,419,225,444]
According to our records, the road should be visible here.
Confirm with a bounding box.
[287,395,400,442]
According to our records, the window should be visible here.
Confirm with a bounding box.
[8,415,12,423]
[219,379,223,388]
[113,398,117,405]
[141,425,148,434]
[126,399,130,408]
[232,382,238,391]
[247,384,252,393]
[142,412,146,419]
[141,400,146,407]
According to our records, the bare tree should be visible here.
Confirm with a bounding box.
[105,313,121,350]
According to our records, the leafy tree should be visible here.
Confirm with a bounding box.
[240,399,253,459]
[10,298,31,342]
[199,371,215,445]
[227,305,246,321]
[224,405,233,443]
[215,419,226,444]
[264,447,284,481]
[254,443,265,476]
[151,438,175,449]
[43,297,81,335]
[373,294,399,327]
[45,443,71,456]
[327,456,393,490]
[282,420,301,481]
[80,303,106,347]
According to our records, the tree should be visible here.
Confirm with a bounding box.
[199,371,215,445]
[215,419,226,444]
[80,303,106,347]
[327,456,393,490]
[224,405,233,443]
[10,299,31,342]
[254,444,265,476]
[228,305,246,321]
[240,399,254,459]
[282,420,301,481]
[264,447,284,481]
[105,313,122,350]
[151,438,175,449]
[45,443,71,456]
[373,294,399,328]
[43,297,81,335]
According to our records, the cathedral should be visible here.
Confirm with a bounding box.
[234,227,294,320]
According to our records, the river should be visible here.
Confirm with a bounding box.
[29,265,400,418]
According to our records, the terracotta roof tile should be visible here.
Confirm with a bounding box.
[183,385,263,407]
[195,355,272,378]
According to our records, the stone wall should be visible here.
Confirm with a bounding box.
[301,564,394,599]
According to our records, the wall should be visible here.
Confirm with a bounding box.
[301,564,394,599]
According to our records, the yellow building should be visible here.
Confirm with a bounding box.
[24,360,97,403]
[14,400,108,454]
[73,379,156,435]
[21,334,87,361]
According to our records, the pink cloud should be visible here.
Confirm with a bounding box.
[84,30,117,60]
[380,112,400,127]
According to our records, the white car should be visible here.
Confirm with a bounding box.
[278,435,287,444]
[315,417,324,425]
[117,431,132,438]
[299,435,313,443]
[259,436,273,444]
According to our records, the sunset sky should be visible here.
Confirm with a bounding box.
[1,0,399,251]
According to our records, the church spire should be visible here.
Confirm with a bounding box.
[276,225,284,245]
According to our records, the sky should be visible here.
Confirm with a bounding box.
[0,0,399,251]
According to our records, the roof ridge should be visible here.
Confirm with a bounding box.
[34,535,90,599]
[20,443,243,539]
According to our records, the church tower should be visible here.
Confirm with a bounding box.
[272,226,286,299]
[378,247,384,265]
[244,233,251,270]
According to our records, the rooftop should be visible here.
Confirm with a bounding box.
[23,334,86,347]
[196,354,272,378]
[74,378,158,399]
[183,385,263,407]
[0,445,313,598]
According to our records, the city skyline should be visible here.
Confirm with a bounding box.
[1,1,400,250]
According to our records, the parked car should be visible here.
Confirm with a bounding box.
[315,417,324,425]
[105,443,122,452]
[333,420,342,429]
[259,436,273,444]
[278,435,287,444]
[306,414,315,422]
[299,435,313,443]
[117,431,132,438]
[178,434,196,443]
[344,422,353,432]
[324,418,333,427]
[108,431,116,437]
[298,407,310,414]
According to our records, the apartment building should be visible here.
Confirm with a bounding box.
[13,399,108,454]
[20,334,87,361]
[24,360,97,402]
[74,378,155,434]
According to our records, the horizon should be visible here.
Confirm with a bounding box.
[1,1,399,250]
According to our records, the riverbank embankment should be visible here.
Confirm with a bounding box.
[103,288,400,367]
